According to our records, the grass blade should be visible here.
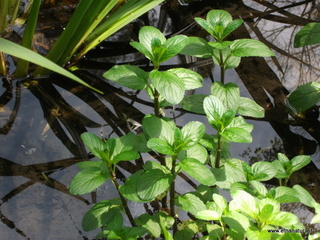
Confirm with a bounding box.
[16,0,41,77]
[75,0,164,60]
[0,37,103,94]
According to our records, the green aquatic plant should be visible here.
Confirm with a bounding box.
[69,9,320,239]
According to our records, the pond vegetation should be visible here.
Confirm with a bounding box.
[0,0,320,239]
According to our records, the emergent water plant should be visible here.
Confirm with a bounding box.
[69,10,320,239]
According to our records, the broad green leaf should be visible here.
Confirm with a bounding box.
[271,160,290,179]
[178,193,206,216]
[147,138,175,155]
[0,38,102,93]
[228,116,253,133]
[82,199,122,232]
[135,213,161,237]
[223,19,244,38]
[237,97,265,118]
[112,150,140,162]
[179,158,216,186]
[181,94,206,114]
[203,95,226,130]
[209,41,233,50]
[250,180,268,197]
[277,153,290,163]
[251,162,277,181]
[138,26,166,53]
[220,127,252,143]
[180,37,213,58]
[230,39,275,57]
[150,70,185,104]
[223,211,249,239]
[81,132,106,160]
[69,167,109,195]
[212,193,228,211]
[210,82,240,111]
[161,35,189,62]
[246,226,271,240]
[287,82,320,112]
[267,212,299,227]
[103,65,148,90]
[142,114,175,144]
[119,170,144,202]
[130,41,153,60]
[77,160,104,171]
[159,215,174,240]
[178,144,208,164]
[269,186,300,203]
[114,132,140,155]
[169,68,203,90]
[122,227,148,239]
[207,224,224,239]
[136,169,173,201]
[181,121,206,148]
[258,198,280,220]
[293,185,318,207]
[105,209,123,232]
[294,22,320,47]
[230,190,259,219]
[291,155,311,172]
[196,210,221,221]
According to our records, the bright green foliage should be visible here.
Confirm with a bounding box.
[294,22,320,47]
[104,26,202,107]
[286,82,320,114]
[182,10,274,74]
[69,9,319,240]
[272,153,311,186]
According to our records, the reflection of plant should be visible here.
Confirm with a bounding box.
[69,10,320,239]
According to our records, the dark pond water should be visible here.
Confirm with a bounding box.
[0,0,320,239]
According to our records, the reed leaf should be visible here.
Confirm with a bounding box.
[0,37,103,94]
[16,0,41,77]
[77,0,164,60]
[35,0,119,75]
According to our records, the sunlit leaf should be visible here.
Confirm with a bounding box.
[291,155,311,172]
[230,190,259,219]
[210,82,240,111]
[69,167,109,195]
[251,162,277,181]
[150,70,185,104]
[147,138,175,155]
[203,95,226,130]
[103,65,148,90]
[221,127,252,143]
[181,121,206,148]
[178,193,206,216]
[179,158,216,186]
[237,97,265,118]
[161,35,189,62]
[169,68,203,90]
[230,39,275,57]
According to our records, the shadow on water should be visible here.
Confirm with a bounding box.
[0,0,320,238]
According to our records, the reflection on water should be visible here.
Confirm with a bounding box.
[0,0,320,239]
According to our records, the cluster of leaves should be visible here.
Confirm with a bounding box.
[69,10,320,239]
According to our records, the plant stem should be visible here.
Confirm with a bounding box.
[219,49,225,84]
[0,52,7,76]
[215,133,222,168]
[170,156,178,234]
[111,171,136,227]
[154,89,160,117]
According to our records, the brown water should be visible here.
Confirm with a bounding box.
[0,0,320,239]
